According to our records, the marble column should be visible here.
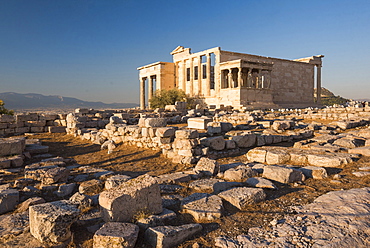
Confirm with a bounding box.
[182,60,186,92]
[198,56,202,95]
[206,54,211,96]
[257,69,262,88]
[140,77,146,110]
[148,76,153,108]
[316,65,322,104]
[189,58,193,96]
[174,62,179,88]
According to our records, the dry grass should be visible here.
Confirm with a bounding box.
[6,132,369,247]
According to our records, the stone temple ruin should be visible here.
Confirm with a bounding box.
[138,46,324,109]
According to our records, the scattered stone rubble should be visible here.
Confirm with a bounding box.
[215,187,370,248]
[0,104,370,247]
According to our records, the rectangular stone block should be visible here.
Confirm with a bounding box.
[9,155,24,167]
[0,114,15,123]
[16,114,34,122]
[232,134,256,148]
[145,224,202,248]
[29,200,80,245]
[0,157,11,169]
[200,136,225,151]
[30,126,45,133]
[93,222,139,248]
[175,130,199,139]
[218,187,265,209]
[265,148,290,165]
[181,193,223,222]
[139,118,167,128]
[300,166,328,179]
[187,117,212,129]
[39,114,59,121]
[26,121,46,127]
[172,139,198,149]
[0,137,25,156]
[99,174,162,222]
[4,128,15,134]
[48,126,66,133]
[0,189,19,214]
[15,127,30,134]
[263,165,304,184]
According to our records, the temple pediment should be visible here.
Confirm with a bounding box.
[170,46,191,55]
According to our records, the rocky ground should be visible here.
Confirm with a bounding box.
[1,130,370,247]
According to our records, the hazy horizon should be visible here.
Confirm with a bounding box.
[1,0,370,104]
[0,91,138,104]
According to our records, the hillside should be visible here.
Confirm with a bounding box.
[0,92,138,111]
[315,87,348,106]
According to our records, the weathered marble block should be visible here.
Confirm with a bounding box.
[300,166,328,179]
[93,222,139,248]
[99,174,162,222]
[0,188,19,214]
[175,129,199,139]
[0,137,25,157]
[144,224,202,248]
[200,136,226,150]
[218,187,266,209]
[223,165,256,181]
[187,117,212,129]
[105,175,131,190]
[232,134,256,148]
[136,208,177,230]
[194,157,220,176]
[181,193,223,222]
[29,200,80,245]
[263,165,304,184]
[246,177,277,189]
[246,147,267,163]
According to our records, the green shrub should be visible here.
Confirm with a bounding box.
[0,100,14,115]
[321,95,348,106]
[149,89,187,109]
[149,88,205,109]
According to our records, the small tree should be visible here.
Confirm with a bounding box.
[149,88,187,109]
[0,100,14,115]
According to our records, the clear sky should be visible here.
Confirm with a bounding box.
[1,0,369,103]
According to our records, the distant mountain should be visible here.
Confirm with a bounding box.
[0,92,138,111]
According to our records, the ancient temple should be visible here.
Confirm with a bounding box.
[137,46,323,109]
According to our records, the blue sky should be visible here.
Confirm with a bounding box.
[1,0,369,103]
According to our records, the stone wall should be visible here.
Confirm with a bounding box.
[0,113,66,136]
[2,105,370,166]
[68,114,315,165]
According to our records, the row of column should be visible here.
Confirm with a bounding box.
[221,68,271,89]
[140,75,156,109]
[176,53,213,97]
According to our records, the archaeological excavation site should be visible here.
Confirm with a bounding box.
[0,47,369,248]
[0,102,370,248]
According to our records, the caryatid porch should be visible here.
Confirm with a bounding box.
[219,59,273,89]
[217,59,274,107]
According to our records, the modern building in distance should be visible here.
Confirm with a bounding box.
[137,46,323,109]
